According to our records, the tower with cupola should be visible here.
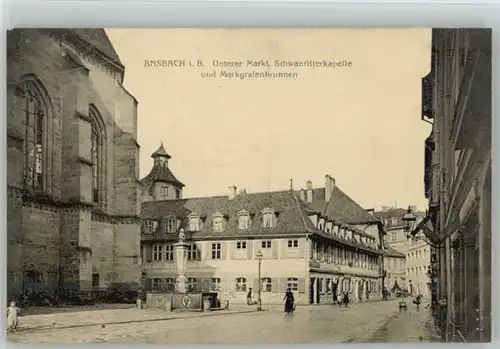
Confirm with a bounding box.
[140,143,185,202]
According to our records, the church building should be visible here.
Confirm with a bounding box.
[140,145,386,305]
[6,29,142,302]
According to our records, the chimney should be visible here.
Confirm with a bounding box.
[299,189,306,201]
[306,181,313,203]
[228,185,237,200]
[325,175,335,202]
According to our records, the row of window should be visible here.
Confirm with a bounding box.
[143,210,278,235]
[407,248,429,260]
[308,215,378,248]
[309,241,379,270]
[384,257,405,270]
[147,277,301,293]
[17,80,106,205]
[407,265,428,277]
[148,240,300,262]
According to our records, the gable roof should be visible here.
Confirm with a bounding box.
[323,186,381,224]
[297,186,381,225]
[383,245,406,258]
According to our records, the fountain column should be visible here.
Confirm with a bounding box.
[174,229,189,293]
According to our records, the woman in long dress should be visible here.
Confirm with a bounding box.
[283,288,295,314]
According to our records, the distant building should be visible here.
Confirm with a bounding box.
[375,207,430,295]
[383,246,406,292]
[6,29,141,302]
[140,146,385,304]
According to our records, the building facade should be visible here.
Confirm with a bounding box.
[417,29,491,342]
[140,147,385,305]
[6,29,142,302]
[405,236,431,296]
[376,207,430,295]
[383,246,406,292]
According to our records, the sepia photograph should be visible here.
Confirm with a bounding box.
[5,28,491,344]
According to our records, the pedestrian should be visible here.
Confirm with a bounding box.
[337,293,343,307]
[6,301,21,332]
[342,291,350,307]
[246,288,256,305]
[283,288,295,315]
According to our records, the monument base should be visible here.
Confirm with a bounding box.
[145,291,221,312]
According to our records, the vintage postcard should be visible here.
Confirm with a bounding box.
[6,28,491,344]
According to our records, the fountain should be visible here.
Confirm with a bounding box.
[145,229,221,312]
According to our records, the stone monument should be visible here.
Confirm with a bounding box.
[174,229,189,293]
[146,228,219,311]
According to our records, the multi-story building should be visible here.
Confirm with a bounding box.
[416,29,491,342]
[383,246,406,292]
[140,146,385,305]
[6,29,142,302]
[376,207,430,295]
[405,236,431,296]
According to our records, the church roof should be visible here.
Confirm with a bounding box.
[383,245,406,258]
[70,29,122,66]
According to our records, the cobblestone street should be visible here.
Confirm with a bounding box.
[7,299,428,344]
[366,304,441,343]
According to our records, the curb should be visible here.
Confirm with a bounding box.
[12,309,267,334]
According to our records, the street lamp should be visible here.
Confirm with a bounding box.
[256,250,263,311]
[402,206,417,238]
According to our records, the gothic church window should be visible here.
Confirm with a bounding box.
[19,80,47,190]
[90,105,106,204]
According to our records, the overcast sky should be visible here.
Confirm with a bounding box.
[106,28,432,211]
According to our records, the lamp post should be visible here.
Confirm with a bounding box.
[402,206,417,238]
[256,251,263,311]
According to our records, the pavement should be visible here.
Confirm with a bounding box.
[11,303,263,332]
[365,304,441,343]
[7,299,424,344]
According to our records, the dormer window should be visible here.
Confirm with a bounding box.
[308,214,318,227]
[165,218,177,233]
[361,236,367,245]
[333,225,339,236]
[188,214,201,232]
[143,220,158,234]
[237,210,250,230]
[262,208,276,228]
[212,212,224,232]
[318,218,325,231]
[326,221,332,233]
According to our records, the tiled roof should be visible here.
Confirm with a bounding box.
[141,189,382,254]
[296,187,380,225]
[140,163,185,187]
[383,246,406,258]
[71,29,122,66]
[151,143,171,159]
[141,190,312,240]
[323,187,381,224]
